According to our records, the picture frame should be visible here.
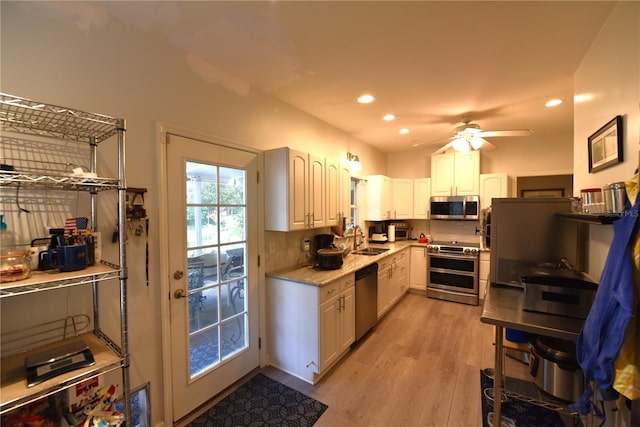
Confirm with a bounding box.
[521,188,565,198]
[588,115,623,173]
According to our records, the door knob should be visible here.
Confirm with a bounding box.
[173,270,184,280]
[174,289,187,299]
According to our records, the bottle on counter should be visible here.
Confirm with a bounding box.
[0,214,17,252]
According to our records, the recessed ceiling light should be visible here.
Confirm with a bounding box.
[357,94,375,104]
[383,114,396,121]
[545,99,563,107]
[399,128,410,135]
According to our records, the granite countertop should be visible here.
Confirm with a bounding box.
[266,240,426,286]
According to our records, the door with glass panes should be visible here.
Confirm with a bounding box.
[166,133,258,421]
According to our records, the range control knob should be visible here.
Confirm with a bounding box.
[470,249,478,255]
[463,248,470,255]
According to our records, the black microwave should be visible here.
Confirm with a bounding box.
[430,195,480,220]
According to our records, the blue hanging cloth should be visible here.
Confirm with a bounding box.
[570,191,639,415]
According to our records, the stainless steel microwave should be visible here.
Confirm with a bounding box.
[430,195,480,220]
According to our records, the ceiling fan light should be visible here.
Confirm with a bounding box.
[469,137,484,150]
[452,138,470,152]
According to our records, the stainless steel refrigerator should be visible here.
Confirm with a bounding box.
[489,197,580,287]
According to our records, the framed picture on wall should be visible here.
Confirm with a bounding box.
[588,115,623,173]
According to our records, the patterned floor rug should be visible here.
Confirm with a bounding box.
[187,373,328,427]
[480,369,570,427]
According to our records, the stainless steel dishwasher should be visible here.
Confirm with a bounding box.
[355,263,378,341]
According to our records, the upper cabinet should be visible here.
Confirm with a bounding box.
[339,164,352,225]
[364,175,392,220]
[392,178,413,220]
[265,148,325,231]
[431,151,480,196]
[326,159,352,227]
[479,173,512,212]
[413,178,431,219]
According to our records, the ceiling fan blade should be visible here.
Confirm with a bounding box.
[478,129,533,137]
[478,138,496,151]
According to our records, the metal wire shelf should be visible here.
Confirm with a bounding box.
[0,93,123,144]
[0,263,122,298]
[0,170,119,192]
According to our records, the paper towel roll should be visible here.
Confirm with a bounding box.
[388,225,395,242]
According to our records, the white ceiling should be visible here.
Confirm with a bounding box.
[88,1,615,153]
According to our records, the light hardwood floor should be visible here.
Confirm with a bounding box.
[265,292,531,427]
[180,292,531,426]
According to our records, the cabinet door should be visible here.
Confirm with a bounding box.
[309,155,326,228]
[479,251,490,299]
[339,164,352,225]
[319,295,340,370]
[431,153,455,196]
[410,247,427,291]
[454,151,480,195]
[326,160,340,226]
[392,178,413,219]
[394,249,409,296]
[479,173,510,212]
[289,149,309,230]
[339,286,356,351]
[413,178,431,219]
[377,262,391,318]
[365,175,392,220]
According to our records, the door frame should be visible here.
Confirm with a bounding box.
[157,122,266,424]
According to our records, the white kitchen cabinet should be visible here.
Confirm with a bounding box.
[326,159,352,227]
[320,282,355,369]
[377,248,409,318]
[364,175,393,220]
[393,248,410,297]
[431,151,480,196]
[267,274,355,384]
[392,178,413,219]
[410,246,428,291]
[377,258,392,318]
[339,164,352,225]
[265,147,325,231]
[0,94,131,418]
[479,173,512,212]
[479,251,490,300]
[326,159,340,226]
[413,178,431,219]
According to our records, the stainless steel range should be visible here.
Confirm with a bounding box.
[426,240,480,306]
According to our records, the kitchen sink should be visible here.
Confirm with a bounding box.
[352,248,390,256]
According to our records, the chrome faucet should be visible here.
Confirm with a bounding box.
[353,225,362,250]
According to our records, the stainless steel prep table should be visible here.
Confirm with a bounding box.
[480,283,587,424]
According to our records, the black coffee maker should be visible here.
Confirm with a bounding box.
[313,234,334,260]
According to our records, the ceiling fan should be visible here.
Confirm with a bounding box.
[432,121,533,154]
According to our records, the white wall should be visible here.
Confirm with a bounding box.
[573,1,640,279]
[0,2,385,425]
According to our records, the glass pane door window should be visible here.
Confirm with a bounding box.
[185,162,248,377]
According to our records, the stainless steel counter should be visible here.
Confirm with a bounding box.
[481,283,584,342]
[480,283,586,424]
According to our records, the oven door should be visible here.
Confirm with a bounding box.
[427,253,479,296]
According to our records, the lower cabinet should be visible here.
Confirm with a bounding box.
[410,246,428,292]
[267,274,355,384]
[377,248,409,318]
[479,251,490,300]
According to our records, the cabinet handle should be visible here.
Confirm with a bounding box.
[341,295,345,311]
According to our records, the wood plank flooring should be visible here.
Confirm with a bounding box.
[264,293,531,427]
[179,292,532,427]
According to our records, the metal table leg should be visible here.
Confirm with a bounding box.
[494,325,504,423]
